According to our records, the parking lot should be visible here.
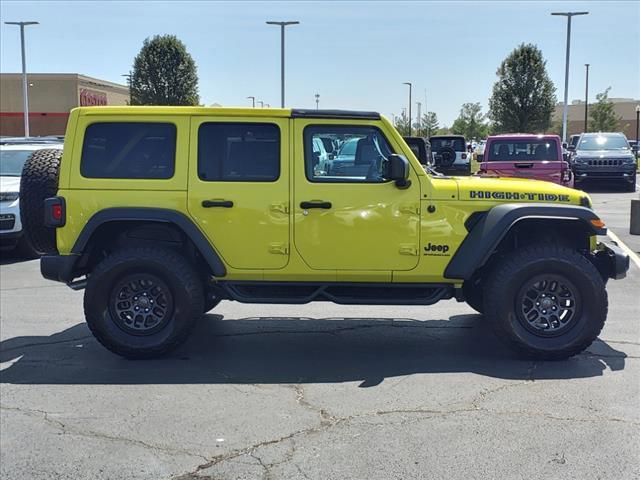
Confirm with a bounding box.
[1,187,638,480]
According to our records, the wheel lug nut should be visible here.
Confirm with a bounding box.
[135,306,139,310]
[552,306,557,310]
[542,310,547,314]
[536,302,540,306]
[145,308,149,312]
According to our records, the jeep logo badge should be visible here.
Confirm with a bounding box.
[424,243,450,256]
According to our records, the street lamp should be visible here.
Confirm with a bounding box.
[315,93,320,109]
[403,82,412,135]
[551,11,589,143]
[4,21,39,137]
[246,96,255,108]
[266,20,299,108]
[635,105,640,147]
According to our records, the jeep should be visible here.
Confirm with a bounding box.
[20,107,629,359]
[571,132,637,192]
[479,134,573,187]
[429,134,470,175]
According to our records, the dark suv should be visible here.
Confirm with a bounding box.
[572,132,637,191]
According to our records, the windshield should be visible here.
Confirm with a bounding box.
[486,139,559,161]
[338,138,359,156]
[430,138,465,151]
[577,135,630,151]
[0,150,35,176]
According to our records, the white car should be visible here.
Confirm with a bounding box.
[1,139,63,256]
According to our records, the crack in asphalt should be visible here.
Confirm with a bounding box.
[0,404,209,463]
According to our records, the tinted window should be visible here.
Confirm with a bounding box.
[305,125,394,183]
[486,139,559,161]
[81,123,176,179]
[198,123,280,182]
[430,137,465,152]
[0,150,37,176]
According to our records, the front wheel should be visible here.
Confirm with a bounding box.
[84,247,204,358]
[484,245,607,360]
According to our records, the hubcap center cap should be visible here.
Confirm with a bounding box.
[540,298,554,309]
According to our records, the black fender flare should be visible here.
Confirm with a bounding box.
[71,207,226,277]
[444,203,605,280]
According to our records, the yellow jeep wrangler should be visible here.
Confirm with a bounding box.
[20,107,629,359]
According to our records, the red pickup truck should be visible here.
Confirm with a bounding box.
[478,134,573,187]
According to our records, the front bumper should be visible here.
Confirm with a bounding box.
[573,165,636,182]
[593,242,630,280]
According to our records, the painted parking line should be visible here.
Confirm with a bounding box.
[607,229,640,270]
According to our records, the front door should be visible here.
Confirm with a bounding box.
[293,120,420,272]
[187,117,290,270]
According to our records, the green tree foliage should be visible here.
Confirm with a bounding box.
[421,111,439,138]
[489,43,556,133]
[394,110,411,136]
[130,35,200,106]
[451,103,489,140]
[589,87,621,132]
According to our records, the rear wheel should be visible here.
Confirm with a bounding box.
[84,247,204,358]
[462,276,483,314]
[484,245,607,359]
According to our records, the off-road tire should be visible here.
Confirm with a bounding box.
[19,149,63,255]
[84,247,204,359]
[462,275,484,314]
[625,175,636,192]
[484,245,607,360]
[437,147,456,167]
[16,235,39,259]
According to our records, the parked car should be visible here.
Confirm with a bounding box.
[478,134,572,187]
[21,106,628,360]
[471,139,486,173]
[572,132,637,192]
[0,137,63,255]
[403,136,431,167]
[429,135,470,175]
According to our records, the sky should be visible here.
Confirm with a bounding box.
[0,1,638,126]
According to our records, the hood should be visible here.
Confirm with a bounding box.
[574,149,634,159]
[454,175,585,205]
[0,176,21,193]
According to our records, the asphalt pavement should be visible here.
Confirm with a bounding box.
[1,188,639,480]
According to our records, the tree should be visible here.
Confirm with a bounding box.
[488,43,556,133]
[394,110,411,136]
[130,35,199,106]
[451,103,489,140]
[589,87,621,132]
[421,111,439,138]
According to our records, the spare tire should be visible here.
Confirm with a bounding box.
[437,147,456,167]
[20,148,63,255]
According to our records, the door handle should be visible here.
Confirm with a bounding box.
[300,201,332,209]
[202,200,234,208]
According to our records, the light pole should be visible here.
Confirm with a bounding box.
[266,20,299,108]
[315,93,320,109]
[416,101,422,136]
[635,105,640,146]
[403,82,412,135]
[551,11,589,143]
[5,21,39,137]
[246,96,255,108]
[257,100,264,108]
[584,64,590,133]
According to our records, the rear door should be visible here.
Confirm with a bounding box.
[187,116,290,270]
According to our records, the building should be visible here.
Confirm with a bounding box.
[0,73,129,136]
[553,97,640,140]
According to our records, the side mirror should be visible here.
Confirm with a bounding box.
[567,145,576,152]
[312,151,320,165]
[562,142,568,149]
[562,152,569,161]
[386,154,411,189]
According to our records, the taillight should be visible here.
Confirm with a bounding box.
[44,197,65,227]
[562,169,572,182]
